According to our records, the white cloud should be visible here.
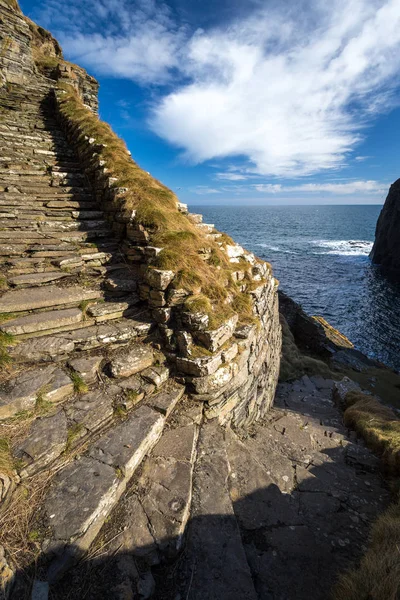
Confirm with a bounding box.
[355,155,372,161]
[151,0,400,176]
[254,180,388,195]
[37,0,400,178]
[215,172,248,181]
[36,0,187,84]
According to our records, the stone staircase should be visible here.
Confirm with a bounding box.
[0,81,190,590]
[0,22,390,599]
[38,375,390,600]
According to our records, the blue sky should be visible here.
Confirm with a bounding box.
[20,0,400,205]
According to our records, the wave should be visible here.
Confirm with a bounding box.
[256,243,296,254]
[311,240,373,257]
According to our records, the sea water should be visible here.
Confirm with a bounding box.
[194,204,400,371]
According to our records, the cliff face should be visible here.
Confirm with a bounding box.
[370,178,400,274]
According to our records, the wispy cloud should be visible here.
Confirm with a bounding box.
[215,172,249,181]
[190,186,222,195]
[151,0,400,176]
[36,0,400,178]
[36,0,187,84]
[254,180,388,195]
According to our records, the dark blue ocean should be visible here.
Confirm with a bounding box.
[192,205,400,372]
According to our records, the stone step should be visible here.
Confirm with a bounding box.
[38,220,108,233]
[13,369,171,479]
[0,193,94,202]
[171,422,258,600]
[90,397,201,576]
[0,365,74,420]
[0,307,83,335]
[7,271,69,287]
[10,314,153,359]
[7,185,91,195]
[0,285,102,313]
[43,385,185,582]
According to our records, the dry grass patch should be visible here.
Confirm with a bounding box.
[332,392,400,600]
[343,391,400,472]
[0,437,13,477]
[57,85,264,329]
[333,498,400,600]
[0,471,52,572]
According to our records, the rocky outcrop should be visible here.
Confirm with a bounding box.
[0,0,98,109]
[370,178,400,275]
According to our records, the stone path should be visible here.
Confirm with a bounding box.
[45,375,389,600]
[0,79,189,592]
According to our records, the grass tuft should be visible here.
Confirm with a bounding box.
[70,371,89,394]
[0,331,16,369]
[343,391,400,472]
[66,423,84,451]
[0,437,13,477]
[35,386,52,414]
[56,85,273,330]
[332,391,400,599]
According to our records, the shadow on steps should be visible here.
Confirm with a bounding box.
[8,431,390,600]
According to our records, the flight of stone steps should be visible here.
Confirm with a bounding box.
[0,72,389,600]
[40,375,389,600]
[0,80,190,589]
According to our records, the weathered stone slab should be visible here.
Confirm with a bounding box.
[176,353,222,377]
[225,428,300,529]
[0,286,101,312]
[109,345,154,378]
[0,365,56,419]
[11,335,74,361]
[87,298,139,321]
[152,423,197,462]
[1,307,82,335]
[8,271,69,286]
[180,422,258,600]
[68,355,102,384]
[45,369,74,403]
[67,390,114,432]
[88,405,165,478]
[147,384,185,417]
[141,365,169,388]
[45,457,119,542]
[141,457,193,552]
[195,315,238,352]
[17,411,68,477]
[105,493,157,559]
